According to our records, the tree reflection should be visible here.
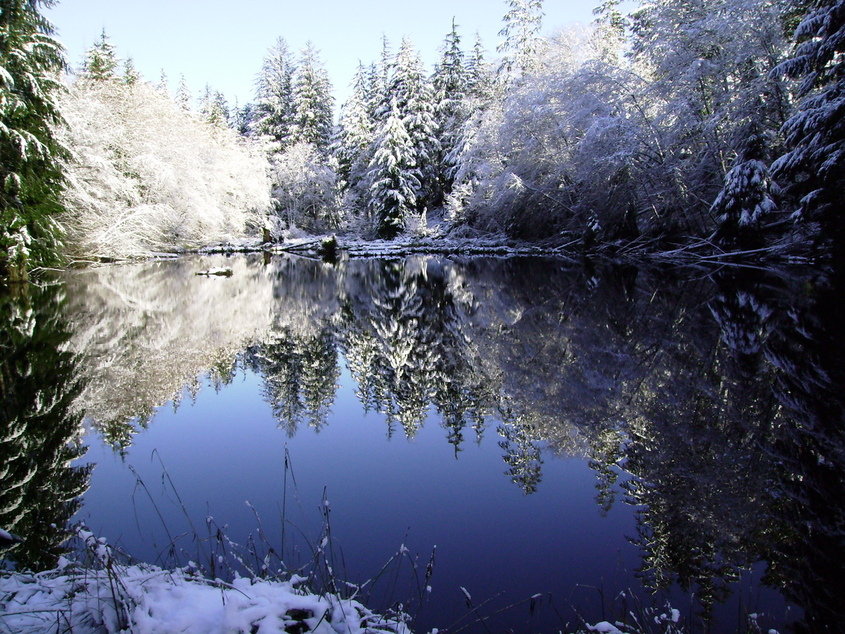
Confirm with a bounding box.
[46,252,845,629]
[249,324,340,435]
[0,283,91,570]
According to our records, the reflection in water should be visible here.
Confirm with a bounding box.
[4,254,843,630]
[0,284,91,570]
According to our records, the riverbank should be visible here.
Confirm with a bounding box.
[0,530,411,634]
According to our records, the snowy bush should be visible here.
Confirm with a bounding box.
[57,80,272,257]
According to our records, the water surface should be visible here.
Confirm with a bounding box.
[2,254,843,633]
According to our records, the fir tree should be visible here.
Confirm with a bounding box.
[371,35,393,124]
[497,0,545,82]
[234,102,254,136]
[157,69,168,94]
[122,57,139,86]
[432,19,469,201]
[365,62,383,123]
[175,74,191,110]
[81,29,118,82]
[252,37,296,152]
[0,0,67,280]
[335,62,375,186]
[772,0,845,256]
[465,33,491,99]
[711,121,778,247]
[389,38,440,211]
[291,42,335,152]
[199,85,229,126]
[367,100,420,238]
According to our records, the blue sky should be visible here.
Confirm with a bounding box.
[46,0,603,107]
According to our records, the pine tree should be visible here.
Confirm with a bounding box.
[252,38,296,151]
[367,100,420,238]
[497,0,545,82]
[81,29,118,82]
[0,0,67,280]
[291,42,335,152]
[771,0,845,255]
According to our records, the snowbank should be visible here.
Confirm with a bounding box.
[0,560,411,633]
[0,530,410,633]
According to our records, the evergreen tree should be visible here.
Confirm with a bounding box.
[251,37,296,152]
[771,0,845,256]
[199,85,229,126]
[465,33,492,99]
[291,42,335,152]
[711,120,778,247]
[365,61,383,123]
[157,68,168,94]
[175,74,191,111]
[367,100,419,238]
[122,56,139,86]
[432,19,469,201]
[335,62,375,186]
[234,102,254,136]
[497,0,545,82]
[0,0,67,280]
[81,29,118,82]
[389,38,440,211]
[371,35,393,124]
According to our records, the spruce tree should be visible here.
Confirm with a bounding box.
[772,0,845,256]
[0,0,67,280]
[252,37,296,152]
[291,42,334,152]
[367,100,420,238]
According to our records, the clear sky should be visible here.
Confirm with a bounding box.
[46,0,603,108]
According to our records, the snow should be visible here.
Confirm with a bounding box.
[587,622,626,634]
[0,558,411,634]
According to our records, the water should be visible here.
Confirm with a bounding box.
[2,254,843,633]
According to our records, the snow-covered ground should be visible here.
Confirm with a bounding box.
[0,531,411,634]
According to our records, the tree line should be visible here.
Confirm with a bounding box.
[1,0,844,277]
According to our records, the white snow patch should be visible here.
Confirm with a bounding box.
[0,561,411,633]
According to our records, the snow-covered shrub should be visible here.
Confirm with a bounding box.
[57,80,272,257]
[269,141,341,235]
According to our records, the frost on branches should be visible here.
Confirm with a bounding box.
[57,80,272,258]
[270,142,341,235]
